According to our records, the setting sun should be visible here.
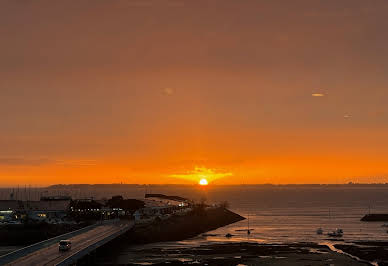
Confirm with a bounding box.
[170,167,233,184]
[199,178,208,186]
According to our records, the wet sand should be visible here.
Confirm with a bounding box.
[335,241,388,266]
[97,242,369,265]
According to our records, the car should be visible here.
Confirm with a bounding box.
[58,240,72,251]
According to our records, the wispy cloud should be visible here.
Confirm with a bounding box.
[0,157,53,166]
[162,88,174,96]
[0,157,96,167]
[55,159,97,167]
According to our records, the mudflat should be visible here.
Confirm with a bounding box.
[98,242,368,265]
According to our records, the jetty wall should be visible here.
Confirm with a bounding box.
[361,214,388,221]
[123,207,244,244]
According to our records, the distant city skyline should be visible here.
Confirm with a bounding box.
[1,1,388,185]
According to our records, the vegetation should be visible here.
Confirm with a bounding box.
[219,201,230,209]
[106,196,145,214]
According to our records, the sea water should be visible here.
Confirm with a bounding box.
[195,185,388,244]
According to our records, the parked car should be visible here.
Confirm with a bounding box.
[59,240,72,251]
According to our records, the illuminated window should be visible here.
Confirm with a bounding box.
[37,213,47,218]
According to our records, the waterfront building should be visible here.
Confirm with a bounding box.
[23,199,71,223]
[0,200,24,222]
[0,197,71,224]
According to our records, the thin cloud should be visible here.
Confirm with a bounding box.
[169,166,233,183]
[163,88,174,96]
[0,157,97,167]
[312,93,325,97]
[55,160,97,167]
[0,157,53,166]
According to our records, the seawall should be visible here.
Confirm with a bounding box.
[126,207,245,244]
[361,214,388,221]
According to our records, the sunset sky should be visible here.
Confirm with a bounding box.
[1,0,388,186]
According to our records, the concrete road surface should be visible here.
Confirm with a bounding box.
[7,220,133,266]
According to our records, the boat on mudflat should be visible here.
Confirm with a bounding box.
[328,229,343,237]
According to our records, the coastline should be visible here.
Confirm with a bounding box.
[1,205,386,265]
[94,207,385,265]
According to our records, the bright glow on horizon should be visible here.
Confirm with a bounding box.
[169,167,233,184]
[199,178,208,185]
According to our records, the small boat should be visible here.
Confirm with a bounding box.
[328,229,343,237]
[316,228,323,235]
[328,231,342,237]
[225,233,233,238]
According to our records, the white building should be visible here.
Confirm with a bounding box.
[133,198,192,224]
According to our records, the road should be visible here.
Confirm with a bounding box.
[6,220,133,266]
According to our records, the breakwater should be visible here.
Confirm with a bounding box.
[127,207,245,244]
[361,214,388,221]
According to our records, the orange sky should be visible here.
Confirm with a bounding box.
[1,1,388,186]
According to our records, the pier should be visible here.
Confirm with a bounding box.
[0,219,133,266]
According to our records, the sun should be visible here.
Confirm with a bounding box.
[199,178,208,186]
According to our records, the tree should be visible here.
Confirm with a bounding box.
[106,196,145,213]
[219,201,230,209]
